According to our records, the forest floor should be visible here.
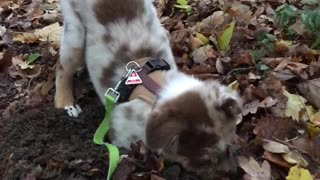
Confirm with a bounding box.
[1,0,320,179]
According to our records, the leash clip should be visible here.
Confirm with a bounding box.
[126,61,141,72]
[104,63,138,102]
[104,88,120,103]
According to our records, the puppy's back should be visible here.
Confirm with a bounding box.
[61,0,176,102]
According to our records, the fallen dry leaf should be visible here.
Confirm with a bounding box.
[217,19,236,51]
[40,78,54,95]
[199,10,225,34]
[253,116,302,141]
[242,85,267,103]
[262,139,290,154]
[242,100,260,115]
[11,32,39,43]
[290,135,320,164]
[306,105,320,124]
[286,165,313,180]
[298,79,320,109]
[34,22,61,44]
[215,58,224,74]
[26,0,43,20]
[192,45,216,64]
[261,76,283,93]
[112,158,136,180]
[25,83,47,110]
[231,1,252,25]
[248,72,261,80]
[282,150,308,167]
[234,50,253,67]
[306,122,320,138]
[242,97,278,116]
[271,70,296,81]
[283,90,307,122]
[21,64,42,78]
[0,50,12,73]
[263,151,291,168]
[228,80,239,91]
[189,34,205,50]
[238,156,271,180]
[309,60,320,77]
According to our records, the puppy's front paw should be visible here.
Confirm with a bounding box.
[64,104,82,117]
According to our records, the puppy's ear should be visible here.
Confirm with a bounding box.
[146,108,184,150]
[220,98,242,118]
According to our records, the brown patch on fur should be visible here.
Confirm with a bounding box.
[103,34,112,44]
[57,64,64,71]
[219,98,242,119]
[146,91,214,149]
[177,130,219,165]
[94,0,144,25]
[133,47,166,59]
[118,44,130,53]
[99,45,130,88]
[99,61,118,88]
[146,91,233,175]
[146,90,240,178]
[134,48,155,58]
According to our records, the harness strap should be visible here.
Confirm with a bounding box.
[137,68,161,96]
[117,59,170,103]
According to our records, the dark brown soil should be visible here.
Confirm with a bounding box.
[0,94,108,180]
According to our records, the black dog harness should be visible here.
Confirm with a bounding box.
[116,59,171,103]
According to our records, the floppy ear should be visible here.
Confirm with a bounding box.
[146,108,184,150]
[220,98,242,118]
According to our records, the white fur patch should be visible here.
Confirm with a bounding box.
[157,70,202,105]
[110,99,151,148]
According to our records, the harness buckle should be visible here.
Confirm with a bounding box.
[105,88,120,103]
[145,59,170,73]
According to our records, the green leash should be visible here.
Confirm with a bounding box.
[93,65,139,179]
[93,95,120,180]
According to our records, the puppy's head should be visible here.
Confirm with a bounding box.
[146,80,242,177]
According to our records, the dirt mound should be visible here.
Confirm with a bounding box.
[0,96,108,180]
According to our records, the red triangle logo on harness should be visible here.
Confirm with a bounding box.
[125,70,143,85]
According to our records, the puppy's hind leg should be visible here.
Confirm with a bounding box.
[55,0,85,117]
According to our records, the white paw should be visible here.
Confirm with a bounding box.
[64,104,82,117]
[120,154,129,160]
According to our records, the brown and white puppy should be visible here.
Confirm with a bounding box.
[55,0,242,178]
